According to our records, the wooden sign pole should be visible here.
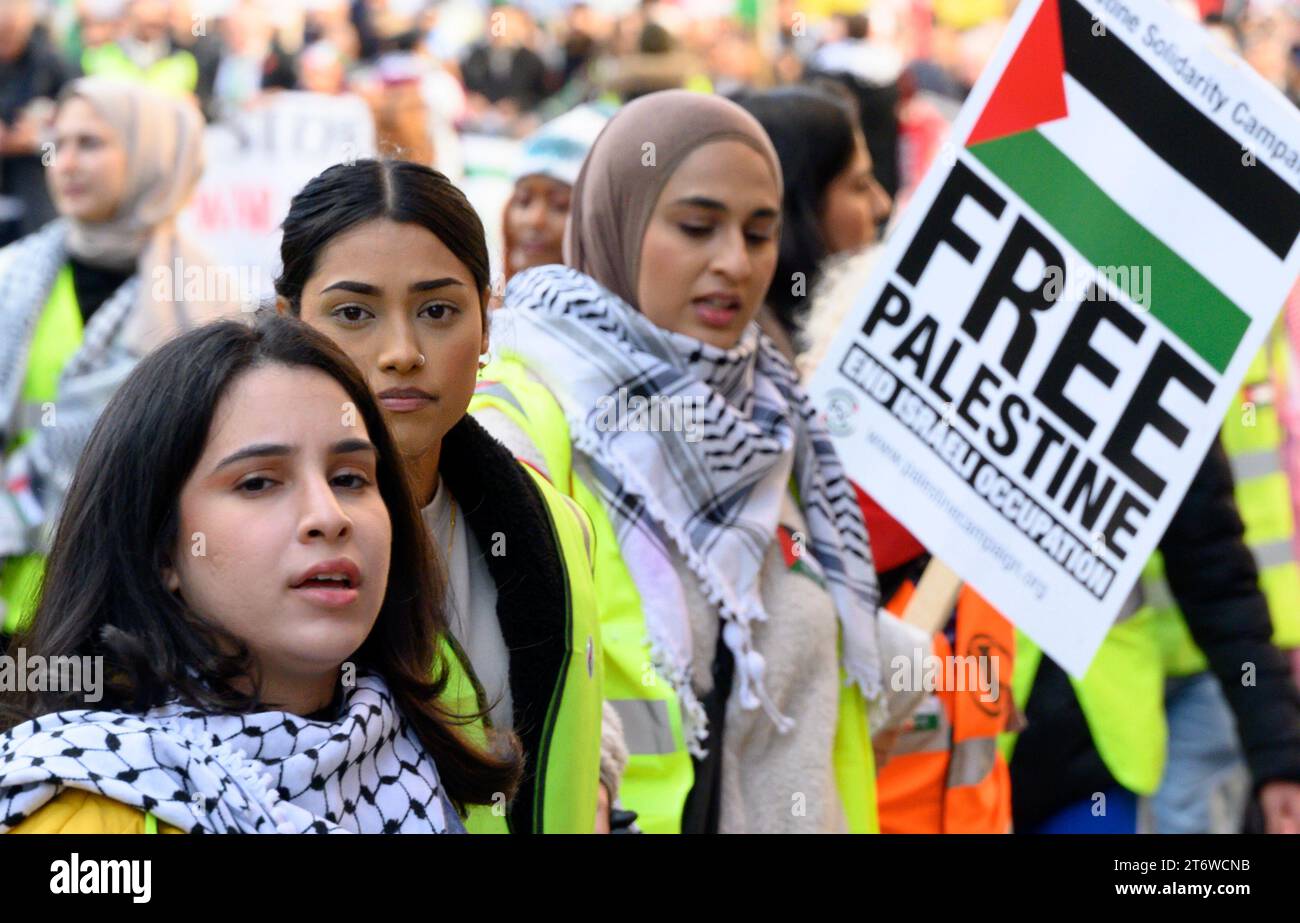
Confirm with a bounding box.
[900,558,963,636]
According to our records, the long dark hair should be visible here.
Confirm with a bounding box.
[0,315,520,810]
[736,85,862,345]
[276,159,491,318]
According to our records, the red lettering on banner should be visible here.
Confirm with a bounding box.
[189,187,272,232]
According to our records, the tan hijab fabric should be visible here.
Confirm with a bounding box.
[54,78,233,348]
[563,89,784,307]
[57,77,206,272]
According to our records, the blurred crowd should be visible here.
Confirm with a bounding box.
[0,2,1287,230]
[4,0,1299,251]
[3,0,1300,839]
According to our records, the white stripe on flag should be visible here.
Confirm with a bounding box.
[1038,75,1287,323]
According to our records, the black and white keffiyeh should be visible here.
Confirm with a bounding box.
[0,673,458,833]
[0,221,144,561]
[0,220,235,564]
[495,265,884,753]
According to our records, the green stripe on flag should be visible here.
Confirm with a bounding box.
[969,129,1248,374]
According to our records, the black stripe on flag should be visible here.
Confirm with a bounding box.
[1061,0,1300,260]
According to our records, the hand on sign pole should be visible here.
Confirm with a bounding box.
[872,558,963,772]
[595,783,611,834]
[1259,781,1300,834]
[873,728,903,772]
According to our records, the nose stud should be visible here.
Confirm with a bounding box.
[415,354,426,368]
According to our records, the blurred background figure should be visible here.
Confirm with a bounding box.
[461,3,550,133]
[804,12,905,209]
[166,0,222,114]
[80,0,203,100]
[808,12,904,88]
[558,1,603,87]
[73,0,127,57]
[210,0,296,120]
[302,0,361,61]
[349,5,454,170]
[500,102,608,287]
[591,12,706,101]
[737,84,892,359]
[1241,1,1295,90]
[296,38,348,96]
[1,0,79,247]
[0,77,235,642]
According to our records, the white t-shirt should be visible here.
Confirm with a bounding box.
[423,481,513,729]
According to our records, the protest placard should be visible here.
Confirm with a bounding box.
[178,92,376,305]
[808,0,1300,675]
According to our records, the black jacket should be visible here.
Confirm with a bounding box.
[460,43,550,111]
[1011,440,1300,829]
[438,415,578,833]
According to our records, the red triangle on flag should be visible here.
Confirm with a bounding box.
[967,0,1068,148]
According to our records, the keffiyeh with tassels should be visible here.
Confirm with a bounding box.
[0,219,235,564]
[0,673,460,833]
[495,265,885,755]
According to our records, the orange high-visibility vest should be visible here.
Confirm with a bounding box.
[876,582,1015,834]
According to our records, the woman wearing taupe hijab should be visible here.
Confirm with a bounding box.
[476,90,926,833]
[0,77,235,638]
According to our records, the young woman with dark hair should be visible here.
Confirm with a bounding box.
[276,159,611,834]
[0,315,521,833]
[735,84,892,358]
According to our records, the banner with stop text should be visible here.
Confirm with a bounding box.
[177,92,376,306]
[808,0,1300,676]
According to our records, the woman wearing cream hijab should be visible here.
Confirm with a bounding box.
[0,77,234,638]
[478,90,927,833]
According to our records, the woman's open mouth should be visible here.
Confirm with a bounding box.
[692,294,742,329]
[290,558,361,608]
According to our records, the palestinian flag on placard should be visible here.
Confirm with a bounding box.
[964,0,1300,374]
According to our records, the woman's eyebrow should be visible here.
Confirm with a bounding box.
[410,278,466,292]
[672,198,780,221]
[210,439,378,474]
[672,195,728,213]
[320,280,380,296]
[211,442,292,474]
[331,438,378,458]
